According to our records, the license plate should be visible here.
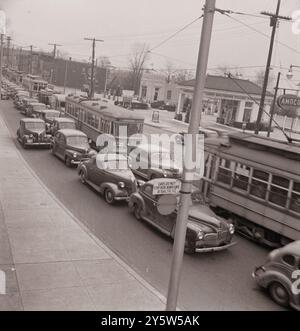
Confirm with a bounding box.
[27,139,33,143]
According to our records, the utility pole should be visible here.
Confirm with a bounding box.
[64,57,72,94]
[29,45,33,74]
[6,35,11,67]
[255,0,291,134]
[267,71,281,137]
[18,47,23,71]
[0,34,4,88]
[84,37,104,98]
[48,43,62,84]
[166,0,216,311]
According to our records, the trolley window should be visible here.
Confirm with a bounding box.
[250,169,269,200]
[269,175,289,208]
[233,163,250,191]
[290,181,300,214]
[217,158,234,185]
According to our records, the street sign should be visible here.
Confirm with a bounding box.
[157,194,178,215]
[152,178,181,195]
[277,94,300,110]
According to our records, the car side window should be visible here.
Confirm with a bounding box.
[282,254,296,267]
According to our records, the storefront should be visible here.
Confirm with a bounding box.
[176,75,273,130]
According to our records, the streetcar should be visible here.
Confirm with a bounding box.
[22,74,48,97]
[65,95,144,149]
[202,132,300,248]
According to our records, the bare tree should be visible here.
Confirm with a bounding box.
[127,43,150,94]
[174,69,194,83]
[255,69,275,91]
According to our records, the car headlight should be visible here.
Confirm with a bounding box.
[162,170,168,177]
[118,182,125,189]
[229,224,235,235]
[197,230,204,240]
[73,152,78,158]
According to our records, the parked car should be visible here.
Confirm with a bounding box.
[151,100,176,112]
[17,118,52,149]
[23,102,47,117]
[128,144,182,180]
[129,180,236,254]
[19,97,39,113]
[32,109,61,133]
[252,241,300,310]
[51,129,96,167]
[0,88,9,100]
[78,153,142,204]
[50,117,76,135]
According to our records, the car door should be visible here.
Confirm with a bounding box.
[141,185,159,222]
[280,254,298,284]
[86,157,102,185]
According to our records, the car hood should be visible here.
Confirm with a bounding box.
[187,204,226,233]
[67,145,90,154]
[106,169,136,182]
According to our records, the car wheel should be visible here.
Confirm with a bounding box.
[22,138,27,149]
[79,170,87,184]
[133,203,142,220]
[104,189,115,204]
[269,282,290,307]
[184,240,195,254]
[65,156,72,167]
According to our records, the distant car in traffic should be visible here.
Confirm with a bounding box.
[78,153,141,204]
[17,118,52,149]
[0,88,9,100]
[19,97,39,113]
[129,180,236,254]
[51,129,96,167]
[50,117,76,135]
[23,102,47,117]
[32,109,61,133]
[252,240,300,310]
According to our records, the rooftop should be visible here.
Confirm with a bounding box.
[179,75,273,97]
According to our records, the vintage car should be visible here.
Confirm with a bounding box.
[0,88,9,100]
[51,129,96,167]
[19,97,39,113]
[13,91,30,108]
[252,241,300,310]
[17,118,52,149]
[128,144,182,180]
[32,109,61,133]
[50,117,76,135]
[128,180,236,254]
[78,153,142,204]
[24,102,47,117]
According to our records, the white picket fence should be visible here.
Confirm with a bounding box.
[273,115,300,133]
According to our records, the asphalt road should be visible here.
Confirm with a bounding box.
[0,99,283,310]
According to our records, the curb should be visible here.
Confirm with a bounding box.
[0,110,168,309]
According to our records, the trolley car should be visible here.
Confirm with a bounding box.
[65,95,144,148]
[202,132,300,247]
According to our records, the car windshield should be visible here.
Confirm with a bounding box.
[60,122,76,130]
[25,122,45,130]
[67,136,89,148]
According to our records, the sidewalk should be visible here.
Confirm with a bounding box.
[0,114,165,311]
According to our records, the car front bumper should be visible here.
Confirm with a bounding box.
[71,157,91,165]
[195,241,236,253]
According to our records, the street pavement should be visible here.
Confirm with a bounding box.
[0,109,165,311]
[0,99,284,311]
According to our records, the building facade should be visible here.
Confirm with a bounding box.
[139,72,179,105]
[176,75,273,130]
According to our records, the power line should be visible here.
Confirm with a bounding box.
[149,15,203,52]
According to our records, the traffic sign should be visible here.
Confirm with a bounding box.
[157,194,178,215]
[152,178,181,195]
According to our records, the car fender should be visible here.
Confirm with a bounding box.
[128,192,146,213]
[99,182,121,196]
[257,270,293,294]
[78,163,88,177]
[65,149,77,157]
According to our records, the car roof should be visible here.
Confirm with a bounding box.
[58,129,87,137]
[133,144,170,153]
[54,117,75,123]
[29,102,46,106]
[38,109,60,113]
[277,241,300,256]
[21,118,45,123]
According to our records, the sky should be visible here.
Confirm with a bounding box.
[1,0,300,88]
